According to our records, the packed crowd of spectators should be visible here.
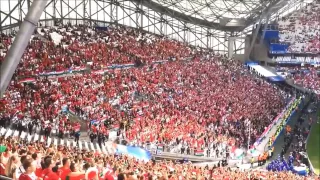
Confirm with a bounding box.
[0,23,195,78]
[278,1,320,53]
[0,134,318,180]
[1,22,313,179]
[0,78,83,141]
[275,66,320,95]
[1,53,289,157]
[292,67,320,94]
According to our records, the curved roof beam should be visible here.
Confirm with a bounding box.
[131,0,283,31]
[244,0,291,29]
[132,0,234,31]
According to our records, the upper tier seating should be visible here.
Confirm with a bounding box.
[278,1,320,53]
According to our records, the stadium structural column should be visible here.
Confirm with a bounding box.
[259,14,271,44]
[228,37,234,58]
[246,17,263,60]
[0,0,48,98]
[228,37,246,58]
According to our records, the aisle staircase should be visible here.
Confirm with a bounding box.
[0,127,111,154]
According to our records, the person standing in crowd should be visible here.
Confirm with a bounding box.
[89,132,96,143]
[65,163,85,180]
[74,131,80,145]
[58,158,71,180]
[16,155,29,179]
[18,159,37,180]
[5,155,19,178]
[41,156,60,180]
[250,156,254,168]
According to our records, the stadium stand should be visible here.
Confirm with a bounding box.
[2,22,310,180]
[0,36,289,155]
[0,127,318,179]
[0,25,195,77]
[1,0,320,179]
[278,1,320,54]
[275,67,320,95]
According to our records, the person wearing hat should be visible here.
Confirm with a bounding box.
[18,159,37,180]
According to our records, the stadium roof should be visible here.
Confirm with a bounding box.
[133,0,289,31]
[153,0,266,21]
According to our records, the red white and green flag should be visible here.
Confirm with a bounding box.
[18,78,36,83]
[69,107,76,115]
[157,144,164,151]
[194,149,204,156]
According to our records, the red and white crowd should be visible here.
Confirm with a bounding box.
[0,135,318,180]
[2,23,318,179]
[0,57,289,156]
[275,66,320,95]
[278,1,320,53]
[292,67,320,94]
[0,24,194,78]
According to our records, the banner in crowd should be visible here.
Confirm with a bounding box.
[18,78,36,84]
[92,69,107,74]
[269,97,302,147]
[18,60,171,84]
[38,66,87,76]
[276,61,320,65]
[109,64,135,69]
[115,144,152,161]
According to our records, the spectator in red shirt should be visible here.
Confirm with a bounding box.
[19,159,37,180]
[58,158,71,180]
[41,156,60,180]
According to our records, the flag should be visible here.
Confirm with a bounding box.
[18,78,36,83]
[93,70,105,74]
[157,144,164,152]
[69,108,76,115]
[194,149,204,156]
[72,66,86,72]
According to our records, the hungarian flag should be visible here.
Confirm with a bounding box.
[157,144,164,152]
[69,108,76,115]
[194,149,204,156]
[65,173,85,180]
[18,78,36,84]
